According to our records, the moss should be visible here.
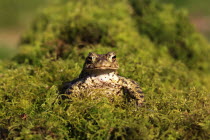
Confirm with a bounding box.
[0,0,210,139]
[130,0,210,70]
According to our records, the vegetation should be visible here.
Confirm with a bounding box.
[0,46,16,60]
[0,0,210,139]
[163,0,210,14]
[0,0,48,28]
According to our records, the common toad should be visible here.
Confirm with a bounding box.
[64,52,144,106]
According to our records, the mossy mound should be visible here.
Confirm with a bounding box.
[130,0,210,70]
[0,0,210,139]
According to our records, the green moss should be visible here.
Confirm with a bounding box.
[0,45,16,60]
[130,0,210,70]
[0,0,210,139]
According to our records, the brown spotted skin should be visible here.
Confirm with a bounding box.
[64,52,144,106]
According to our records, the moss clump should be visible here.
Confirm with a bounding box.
[18,0,136,62]
[130,0,210,70]
[0,0,210,139]
[59,20,110,46]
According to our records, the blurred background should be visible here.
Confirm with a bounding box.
[0,0,209,59]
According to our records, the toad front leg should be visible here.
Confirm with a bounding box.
[118,77,144,106]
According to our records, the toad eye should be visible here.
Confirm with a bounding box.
[112,55,116,61]
[86,56,93,64]
[87,56,92,60]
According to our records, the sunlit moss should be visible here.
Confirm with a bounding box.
[130,0,210,70]
[0,0,210,139]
